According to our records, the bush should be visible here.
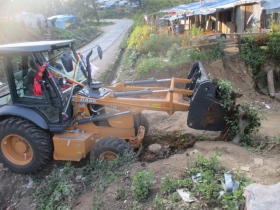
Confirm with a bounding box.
[266,33,280,63]
[160,174,192,195]
[240,36,266,81]
[190,24,203,37]
[216,78,264,143]
[74,27,100,39]
[131,170,155,201]
[135,57,166,77]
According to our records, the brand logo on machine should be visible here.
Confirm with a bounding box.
[80,98,96,103]
[105,106,120,112]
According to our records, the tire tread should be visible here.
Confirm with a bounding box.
[0,117,53,174]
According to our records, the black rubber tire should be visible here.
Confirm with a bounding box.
[0,117,53,174]
[141,114,149,137]
[90,136,133,161]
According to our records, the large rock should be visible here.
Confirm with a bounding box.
[148,144,162,153]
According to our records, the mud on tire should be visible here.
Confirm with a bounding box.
[90,136,133,161]
[0,117,53,174]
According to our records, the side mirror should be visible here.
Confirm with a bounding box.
[97,46,102,60]
[61,54,73,72]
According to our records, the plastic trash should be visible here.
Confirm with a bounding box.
[191,173,202,183]
[265,104,271,109]
[219,173,239,198]
[176,189,197,203]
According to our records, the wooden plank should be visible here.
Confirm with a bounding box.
[178,31,269,51]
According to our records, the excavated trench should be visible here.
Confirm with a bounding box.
[137,132,197,162]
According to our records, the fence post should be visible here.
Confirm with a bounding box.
[238,34,241,52]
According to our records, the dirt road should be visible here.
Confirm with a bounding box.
[78,19,133,77]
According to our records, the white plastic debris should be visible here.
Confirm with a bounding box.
[176,189,197,203]
[265,104,271,109]
[218,191,225,199]
[191,173,202,183]
[219,173,239,199]
[222,173,239,193]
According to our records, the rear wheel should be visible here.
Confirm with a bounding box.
[0,117,53,174]
[90,136,133,161]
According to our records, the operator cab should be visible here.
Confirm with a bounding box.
[0,40,91,132]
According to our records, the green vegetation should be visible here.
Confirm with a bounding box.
[240,35,267,86]
[190,24,203,37]
[34,153,136,210]
[216,79,264,145]
[98,8,134,19]
[39,26,101,49]
[33,145,253,209]
[131,170,155,201]
[153,152,252,209]
[0,19,100,49]
[124,23,225,77]
[240,15,280,89]
[35,162,75,210]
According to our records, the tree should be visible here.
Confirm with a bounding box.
[91,0,100,25]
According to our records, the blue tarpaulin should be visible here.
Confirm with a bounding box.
[48,15,76,29]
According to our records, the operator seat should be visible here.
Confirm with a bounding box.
[23,60,37,95]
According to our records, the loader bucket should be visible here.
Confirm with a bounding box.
[187,62,227,131]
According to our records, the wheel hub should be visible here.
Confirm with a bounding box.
[99,151,117,161]
[14,139,29,153]
[1,135,33,165]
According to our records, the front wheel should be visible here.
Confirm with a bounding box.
[0,117,53,174]
[90,136,133,161]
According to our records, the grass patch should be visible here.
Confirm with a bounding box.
[34,153,136,210]
[131,170,155,201]
[154,152,252,209]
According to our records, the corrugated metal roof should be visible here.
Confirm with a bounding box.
[160,0,262,17]
[261,0,280,10]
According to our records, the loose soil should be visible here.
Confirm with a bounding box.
[1,20,280,210]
